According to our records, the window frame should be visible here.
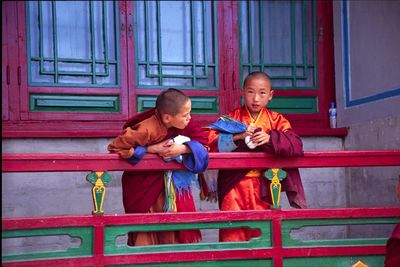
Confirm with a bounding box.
[2,0,346,139]
[281,0,337,131]
[20,1,129,122]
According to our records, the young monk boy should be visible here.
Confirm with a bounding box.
[208,71,307,242]
[384,175,400,267]
[108,88,209,246]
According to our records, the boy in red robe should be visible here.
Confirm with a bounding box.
[208,71,307,242]
[108,88,209,246]
[384,176,400,267]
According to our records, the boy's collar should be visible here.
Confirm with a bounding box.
[244,105,264,124]
[155,109,170,130]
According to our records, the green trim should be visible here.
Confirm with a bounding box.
[29,94,120,112]
[137,96,218,114]
[284,256,384,267]
[282,218,400,247]
[104,221,271,255]
[2,227,93,262]
[268,97,317,114]
[239,97,317,114]
[119,259,272,267]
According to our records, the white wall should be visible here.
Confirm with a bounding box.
[3,137,347,245]
[333,0,400,126]
[2,137,345,218]
[332,0,400,210]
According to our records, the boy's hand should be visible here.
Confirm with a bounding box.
[233,131,250,141]
[159,142,190,159]
[233,124,256,141]
[147,139,171,154]
[247,123,257,133]
[250,129,270,146]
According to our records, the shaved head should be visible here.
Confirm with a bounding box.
[156,88,190,116]
[243,71,272,88]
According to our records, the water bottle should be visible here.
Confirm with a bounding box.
[329,102,337,128]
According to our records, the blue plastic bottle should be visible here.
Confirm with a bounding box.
[329,102,337,128]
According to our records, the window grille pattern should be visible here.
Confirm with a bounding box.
[239,0,317,90]
[26,1,119,87]
[135,0,218,89]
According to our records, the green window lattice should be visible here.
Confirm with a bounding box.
[239,0,318,90]
[26,1,120,87]
[134,0,218,90]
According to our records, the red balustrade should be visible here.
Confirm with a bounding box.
[2,150,400,267]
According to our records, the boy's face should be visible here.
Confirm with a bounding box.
[242,77,273,116]
[163,99,192,129]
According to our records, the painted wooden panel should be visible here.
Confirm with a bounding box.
[283,256,383,267]
[137,95,218,114]
[29,94,120,112]
[2,227,93,262]
[268,97,317,114]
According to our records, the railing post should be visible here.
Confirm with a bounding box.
[87,171,112,215]
[265,168,287,209]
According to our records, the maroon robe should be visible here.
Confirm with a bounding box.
[114,108,208,244]
[216,129,307,209]
[385,224,400,267]
[121,108,208,214]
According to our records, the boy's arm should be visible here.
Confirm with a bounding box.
[107,127,150,158]
[259,112,303,157]
[208,127,253,152]
[261,129,304,157]
[208,130,238,152]
[154,142,191,158]
[152,120,208,158]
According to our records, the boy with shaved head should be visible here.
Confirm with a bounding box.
[208,71,306,242]
[108,88,209,246]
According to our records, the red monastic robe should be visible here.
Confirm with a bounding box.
[108,108,209,245]
[385,224,400,267]
[208,106,307,242]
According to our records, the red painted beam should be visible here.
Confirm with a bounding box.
[97,245,388,265]
[1,245,387,267]
[3,208,397,266]
[3,207,399,230]
[2,151,400,172]
[98,246,387,265]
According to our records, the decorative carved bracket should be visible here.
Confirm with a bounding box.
[265,168,287,209]
[87,171,112,215]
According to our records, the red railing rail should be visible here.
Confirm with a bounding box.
[2,207,399,267]
[2,150,400,267]
[3,150,400,172]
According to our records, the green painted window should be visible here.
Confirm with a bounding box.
[239,0,317,89]
[2,1,335,136]
[134,0,218,90]
[239,0,318,114]
[26,1,120,87]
